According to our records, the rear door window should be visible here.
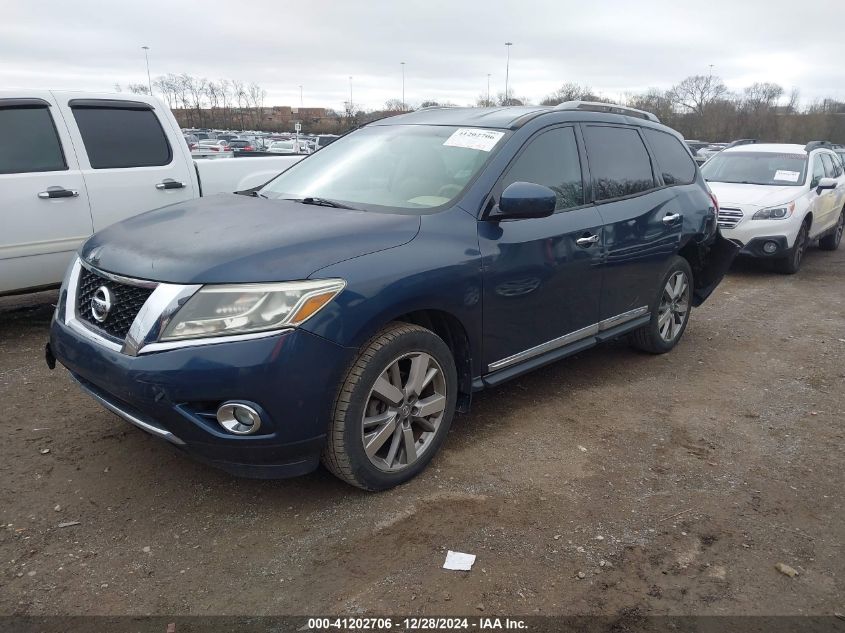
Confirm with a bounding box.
[71,104,172,169]
[642,128,696,185]
[811,155,825,187]
[820,153,837,178]
[583,126,656,201]
[0,103,67,174]
[500,127,584,211]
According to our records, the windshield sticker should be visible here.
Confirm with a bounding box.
[444,128,505,152]
[773,170,800,182]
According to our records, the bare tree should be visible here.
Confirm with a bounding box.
[126,83,150,95]
[668,75,729,116]
[247,82,267,128]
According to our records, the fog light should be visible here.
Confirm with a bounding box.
[216,402,262,435]
[762,241,778,254]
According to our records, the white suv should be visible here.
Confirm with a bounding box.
[702,141,845,273]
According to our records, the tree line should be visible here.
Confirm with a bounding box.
[118,73,845,143]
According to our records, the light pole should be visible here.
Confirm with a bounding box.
[298,84,303,108]
[401,61,406,111]
[487,73,491,107]
[708,64,714,78]
[504,42,513,105]
[349,76,353,109]
[141,46,152,95]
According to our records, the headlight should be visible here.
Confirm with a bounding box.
[160,279,345,341]
[753,202,794,220]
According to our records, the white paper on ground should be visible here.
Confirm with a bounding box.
[443,128,505,152]
[773,170,800,182]
[443,550,476,571]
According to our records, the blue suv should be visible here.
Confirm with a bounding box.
[48,102,737,490]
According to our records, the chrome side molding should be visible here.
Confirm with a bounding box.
[487,306,649,372]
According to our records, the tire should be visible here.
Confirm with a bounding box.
[630,256,693,354]
[775,220,809,274]
[818,210,844,251]
[321,322,458,491]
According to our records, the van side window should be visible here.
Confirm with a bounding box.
[0,104,67,174]
[820,153,837,178]
[583,126,656,201]
[642,128,696,185]
[500,127,583,211]
[71,105,171,169]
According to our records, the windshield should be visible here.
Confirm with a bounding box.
[259,124,507,211]
[701,151,807,186]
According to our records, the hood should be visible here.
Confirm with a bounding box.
[80,194,421,284]
[708,182,801,209]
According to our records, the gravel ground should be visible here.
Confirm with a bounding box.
[0,247,843,618]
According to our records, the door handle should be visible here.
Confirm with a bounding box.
[662,213,681,225]
[576,233,600,247]
[38,187,79,199]
[156,179,186,190]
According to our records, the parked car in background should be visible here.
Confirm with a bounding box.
[0,91,305,295]
[267,139,311,154]
[198,139,230,152]
[696,143,727,163]
[48,101,736,490]
[702,141,845,273]
[314,134,340,151]
[228,139,257,153]
[183,133,198,150]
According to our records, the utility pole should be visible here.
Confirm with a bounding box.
[487,73,491,107]
[349,76,353,109]
[298,84,303,108]
[401,61,406,111]
[504,42,513,105]
[708,64,714,78]
[141,46,152,95]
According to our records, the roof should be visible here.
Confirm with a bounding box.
[372,106,552,129]
[723,143,808,155]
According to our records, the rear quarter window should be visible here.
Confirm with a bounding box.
[642,128,696,186]
[71,106,172,169]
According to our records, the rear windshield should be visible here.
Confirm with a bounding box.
[701,151,807,186]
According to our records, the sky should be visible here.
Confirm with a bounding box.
[2,0,844,111]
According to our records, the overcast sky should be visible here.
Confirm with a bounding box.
[3,0,844,110]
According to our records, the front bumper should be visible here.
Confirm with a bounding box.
[49,317,356,478]
[719,214,802,255]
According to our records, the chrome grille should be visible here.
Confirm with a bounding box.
[717,207,743,229]
[76,267,154,340]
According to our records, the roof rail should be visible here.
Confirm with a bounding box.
[725,139,758,149]
[804,140,834,152]
[553,100,660,123]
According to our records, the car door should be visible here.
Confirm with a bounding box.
[0,95,93,294]
[819,153,841,231]
[53,93,196,232]
[478,125,604,374]
[582,124,681,322]
[808,153,834,235]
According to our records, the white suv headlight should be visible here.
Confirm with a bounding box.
[161,279,345,341]
[752,201,794,220]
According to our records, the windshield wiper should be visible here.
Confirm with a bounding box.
[287,196,357,210]
[238,190,267,198]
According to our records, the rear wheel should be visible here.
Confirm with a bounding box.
[775,220,809,274]
[818,210,844,251]
[630,257,693,354]
[322,322,457,491]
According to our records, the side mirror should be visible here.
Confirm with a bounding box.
[493,182,556,220]
[817,177,837,193]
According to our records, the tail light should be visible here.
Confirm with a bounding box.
[244,145,253,151]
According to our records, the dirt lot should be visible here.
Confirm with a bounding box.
[1,247,843,619]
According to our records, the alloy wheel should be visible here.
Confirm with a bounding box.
[657,271,690,343]
[793,225,808,267]
[361,352,447,472]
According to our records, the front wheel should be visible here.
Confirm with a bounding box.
[818,210,844,251]
[775,221,809,274]
[322,322,457,491]
[630,256,693,354]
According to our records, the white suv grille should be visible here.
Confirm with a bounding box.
[717,207,743,229]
